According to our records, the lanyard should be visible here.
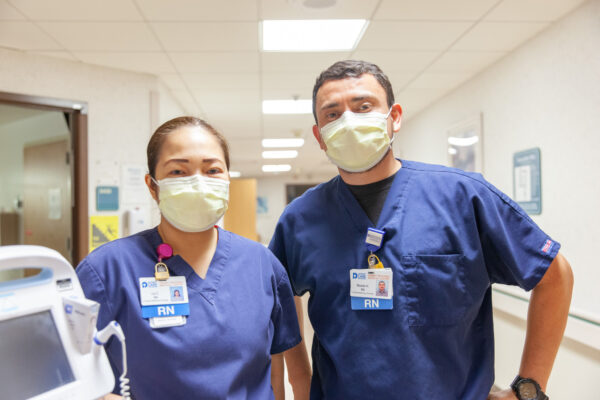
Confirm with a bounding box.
[365,228,385,269]
[154,243,173,280]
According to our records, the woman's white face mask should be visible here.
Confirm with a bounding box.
[319,108,394,173]
[152,174,229,232]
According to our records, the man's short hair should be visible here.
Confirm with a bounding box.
[312,60,395,124]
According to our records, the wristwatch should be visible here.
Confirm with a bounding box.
[510,375,549,400]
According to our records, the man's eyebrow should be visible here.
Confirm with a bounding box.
[319,101,339,112]
[319,95,377,112]
[350,95,376,103]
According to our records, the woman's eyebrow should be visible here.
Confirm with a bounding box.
[163,158,188,165]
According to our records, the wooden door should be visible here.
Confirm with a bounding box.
[23,139,72,261]
[223,178,257,241]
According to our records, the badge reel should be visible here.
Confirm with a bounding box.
[349,228,394,310]
[139,243,190,328]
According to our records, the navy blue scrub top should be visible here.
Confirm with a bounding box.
[269,160,560,400]
[77,227,301,400]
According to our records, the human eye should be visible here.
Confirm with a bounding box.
[358,103,372,112]
[324,110,340,122]
[207,166,224,175]
[168,169,186,176]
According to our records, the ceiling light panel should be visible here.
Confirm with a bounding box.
[262,138,305,148]
[262,164,292,172]
[262,150,299,159]
[262,19,368,52]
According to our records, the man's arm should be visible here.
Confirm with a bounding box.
[489,251,574,399]
[283,296,312,400]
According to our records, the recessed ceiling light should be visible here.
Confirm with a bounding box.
[262,150,298,159]
[262,99,312,114]
[261,19,368,52]
[262,138,305,148]
[229,171,242,178]
[262,164,292,172]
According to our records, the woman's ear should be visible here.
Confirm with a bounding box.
[145,174,159,202]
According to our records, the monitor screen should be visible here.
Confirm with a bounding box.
[0,310,75,399]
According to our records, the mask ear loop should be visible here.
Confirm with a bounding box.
[386,107,397,146]
[150,176,160,199]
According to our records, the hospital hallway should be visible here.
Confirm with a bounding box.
[0,0,599,399]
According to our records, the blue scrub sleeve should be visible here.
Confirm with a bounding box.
[474,179,561,291]
[76,259,116,326]
[270,268,302,354]
[269,219,299,296]
[76,260,122,394]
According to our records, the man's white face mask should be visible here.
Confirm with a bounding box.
[152,174,229,232]
[319,108,394,173]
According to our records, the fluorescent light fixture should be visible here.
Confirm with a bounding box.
[229,171,241,178]
[262,164,292,173]
[262,99,312,114]
[262,19,368,51]
[262,150,298,159]
[262,138,305,148]
[447,136,479,147]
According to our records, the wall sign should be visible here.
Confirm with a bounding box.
[96,186,119,211]
[89,215,119,252]
[513,148,541,215]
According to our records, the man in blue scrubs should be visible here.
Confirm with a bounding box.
[270,60,574,400]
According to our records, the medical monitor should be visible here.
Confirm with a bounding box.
[0,311,75,399]
[0,245,114,400]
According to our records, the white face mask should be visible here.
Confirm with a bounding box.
[153,174,229,233]
[319,108,394,173]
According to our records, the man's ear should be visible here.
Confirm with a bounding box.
[145,174,159,202]
[391,104,403,132]
[312,125,327,151]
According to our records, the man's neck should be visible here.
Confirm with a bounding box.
[339,152,401,185]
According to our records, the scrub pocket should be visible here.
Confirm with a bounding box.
[401,254,468,326]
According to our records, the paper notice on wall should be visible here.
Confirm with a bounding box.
[121,164,148,204]
[89,215,119,252]
[48,188,62,220]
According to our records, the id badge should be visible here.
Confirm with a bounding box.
[139,276,190,322]
[349,268,393,310]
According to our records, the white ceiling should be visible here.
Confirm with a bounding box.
[0,0,586,178]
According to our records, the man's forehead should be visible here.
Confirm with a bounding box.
[316,74,386,105]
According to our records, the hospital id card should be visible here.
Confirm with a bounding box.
[349,268,393,310]
[139,276,189,319]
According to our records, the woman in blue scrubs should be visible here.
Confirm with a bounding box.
[77,116,304,400]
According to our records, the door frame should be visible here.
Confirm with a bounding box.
[0,91,88,264]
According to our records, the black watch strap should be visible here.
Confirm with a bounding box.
[510,375,549,400]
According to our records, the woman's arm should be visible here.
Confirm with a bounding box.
[283,297,312,400]
[271,353,285,400]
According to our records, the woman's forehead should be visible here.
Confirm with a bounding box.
[160,126,225,161]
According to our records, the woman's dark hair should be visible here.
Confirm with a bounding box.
[147,116,230,178]
[312,60,395,124]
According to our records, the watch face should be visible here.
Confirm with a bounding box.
[518,381,538,400]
